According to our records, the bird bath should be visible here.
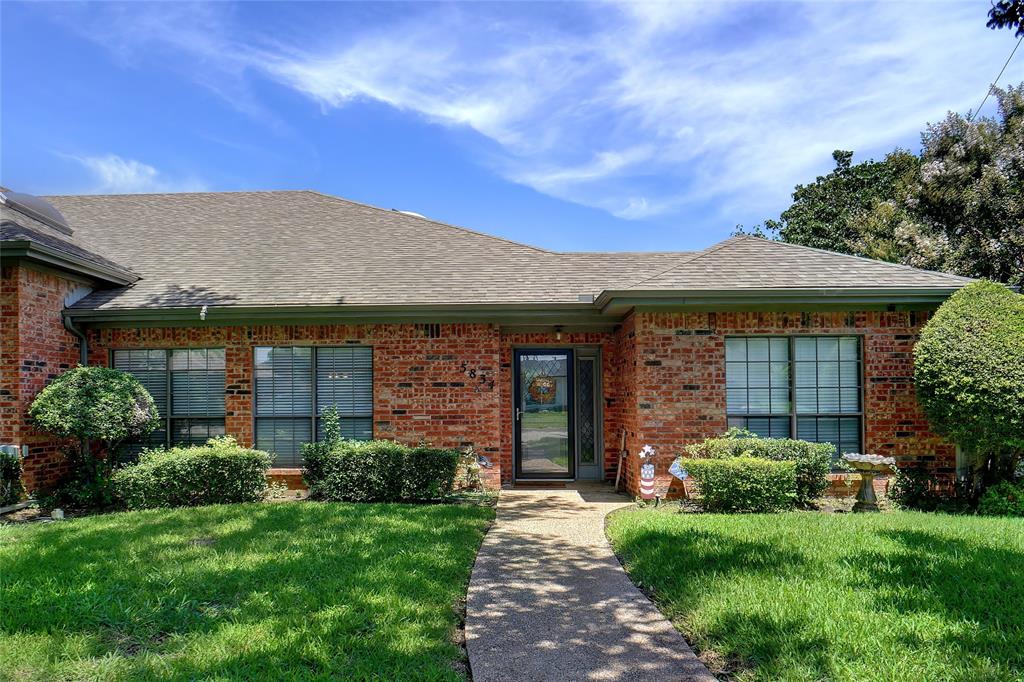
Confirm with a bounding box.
[842,453,896,512]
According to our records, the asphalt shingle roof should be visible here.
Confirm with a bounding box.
[1,203,136,281]
[624,236,975,291]
[33,190,972,312]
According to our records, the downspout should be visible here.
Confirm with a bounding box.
[61,314,91,465]
[62,314,88,366]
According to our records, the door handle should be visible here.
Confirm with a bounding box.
[516,408,522,421]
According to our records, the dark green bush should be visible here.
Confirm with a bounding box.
[888,466,946,511]
[978,481,1024,517]
[303,440,460,502]
[684,429,834,506]
[0,449,25,506]
[111,437,271,510]
[915,281,1024,486]
[29,366,159,452]
[677,456,797,513]
[403,447,459,500]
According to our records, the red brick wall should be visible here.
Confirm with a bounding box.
[497,331,624,486]
[617,310,957,497]
[1,265,82,493]
[87,323,504,488]
[10,298,955,497]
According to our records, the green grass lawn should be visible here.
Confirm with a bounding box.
[607,509,1024,682]
[0,502,494,682]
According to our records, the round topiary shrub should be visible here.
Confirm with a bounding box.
[914,281,1024,486]
[29,365,160,449]
[29,366,160,507]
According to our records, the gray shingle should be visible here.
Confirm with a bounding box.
[39,191,972,311]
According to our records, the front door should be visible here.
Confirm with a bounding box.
[514,350,574,479]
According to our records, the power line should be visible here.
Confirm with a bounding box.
[969,35,1023,121]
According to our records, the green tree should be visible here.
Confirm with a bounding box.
[750,84,1024,287]
[914,281,1024,490]
[988,0,1024,36]
[903,85,1024,286]
[740,149,920,260]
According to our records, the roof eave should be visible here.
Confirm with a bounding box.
[63,301,612,328]
[3,239,139,287]
[596,287,965,314]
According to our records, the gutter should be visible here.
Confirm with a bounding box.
[595,287,965,313]
[3,239,138,287]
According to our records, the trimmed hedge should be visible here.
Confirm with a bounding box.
[684,430,834,506]
[303,440,460,502]
[1,449,25,507]
[111,437,271,510]
[677,456,797,513]
[978,481,1024,517]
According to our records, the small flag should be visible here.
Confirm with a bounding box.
[669,460,688,481]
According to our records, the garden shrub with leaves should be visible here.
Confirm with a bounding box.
[29,366,161,508]
[915,281,1024,489]
[684,428,834,506]
[978,481,1024,517]
[29,366,159,450]
[303,409,460,502]
[677,456,797,512]
[111,437,271,510]
[0,449,25,507]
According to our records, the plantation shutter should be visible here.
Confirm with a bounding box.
[112,349,168,458]
[726,336,863,465]
[316,346,373,440]
[170,349,225,417]
[254,347,314,467]
[255,347,312,416]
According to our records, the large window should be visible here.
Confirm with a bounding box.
[113,348,226,457]
[726,336,862,461]
[254,346,373,467]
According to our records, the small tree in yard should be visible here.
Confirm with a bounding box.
[29,366,160,507]
[914,281,1024,492]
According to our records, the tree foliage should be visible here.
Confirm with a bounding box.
[748,85,1024,287]
[29,366,159,451]
[988,0,1024,36]
[914,281,1024,486]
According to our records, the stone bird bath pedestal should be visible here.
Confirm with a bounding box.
[842,453,896,513]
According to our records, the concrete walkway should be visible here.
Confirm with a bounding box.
[466,485,715,682]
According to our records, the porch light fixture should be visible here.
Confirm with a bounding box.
[554,325,563,341]
[199,305,208,321]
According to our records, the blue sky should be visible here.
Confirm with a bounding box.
[2,2,1020,252]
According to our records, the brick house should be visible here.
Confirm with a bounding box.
[1,189,970,496]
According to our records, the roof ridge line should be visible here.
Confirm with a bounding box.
[301,190,556,255]
[627,236,749,288]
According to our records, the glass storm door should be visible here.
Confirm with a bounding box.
[514,350,574,479]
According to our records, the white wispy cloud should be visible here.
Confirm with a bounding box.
[50,1,1020,223]
[64,154,207,194]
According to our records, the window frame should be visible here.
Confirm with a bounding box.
[252,345,374,467]
[725,334,865,461]
[110,347,226,450]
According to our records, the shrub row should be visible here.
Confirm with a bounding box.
[302,440,460,502]
[677,456,797,512]
[111,437,271,510]
[683,429,834,506]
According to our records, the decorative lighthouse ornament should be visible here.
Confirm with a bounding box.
[638,445,656,500]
